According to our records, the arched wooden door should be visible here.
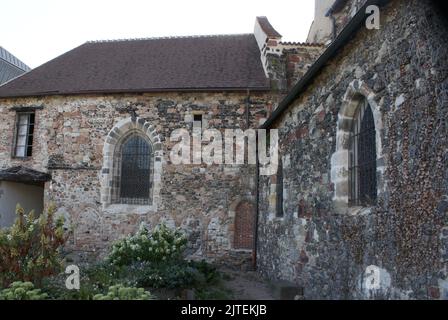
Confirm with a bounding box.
[234,201,255,250]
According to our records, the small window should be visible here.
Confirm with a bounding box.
[349,99,377,206]
[14,112,35,158]
[193,114,203,130]
[276,159,284,217]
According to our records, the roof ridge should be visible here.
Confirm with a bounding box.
[86,33,253,44]
[279,41,324,47]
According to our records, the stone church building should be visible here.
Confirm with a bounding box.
[0,16,322,265]
[0,0,447,299]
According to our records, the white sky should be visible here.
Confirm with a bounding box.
[1,0,315,68]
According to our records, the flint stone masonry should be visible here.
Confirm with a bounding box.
[257,0,448,299]
[0,91,274,265]
[264,44,323,94]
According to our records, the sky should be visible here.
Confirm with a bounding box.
[1,0,315,69]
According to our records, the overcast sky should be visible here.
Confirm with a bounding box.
[1,0,315,68]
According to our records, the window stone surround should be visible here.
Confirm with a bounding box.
[330,80,385,214]
[101,117,163,213]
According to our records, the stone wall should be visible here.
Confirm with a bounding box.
[332,0,368,36]
[264,43,323,94]
[257,0,448,299]
[0,91,275,266]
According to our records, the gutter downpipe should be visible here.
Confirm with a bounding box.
[254,128,260,271]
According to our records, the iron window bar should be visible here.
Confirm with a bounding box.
[117,135,152,205]
[348,99,377,206]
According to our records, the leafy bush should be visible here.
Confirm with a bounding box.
[189,260,220,284]
[0,281,48,300]
[107,223,187,266]
[105,224,222,295]
[122,259,220,290]
[127,261,199,289]
[42,261,134,300]
[0,204,67,287]
[93,284,154,300]
[195,286,234,300]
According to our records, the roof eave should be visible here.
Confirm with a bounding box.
[0,85,272,99]
[0,166,51,185]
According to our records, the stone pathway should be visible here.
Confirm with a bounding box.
[220,269,275,300]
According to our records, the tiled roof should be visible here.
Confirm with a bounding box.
[0,34,270,98]
[279,41,324,47]
[256,17,282,38]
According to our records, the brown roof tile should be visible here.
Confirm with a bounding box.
[0,34,270,98]
[256,17,282,38]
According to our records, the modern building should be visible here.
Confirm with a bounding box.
[0,46,30,85]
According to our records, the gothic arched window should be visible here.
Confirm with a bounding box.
[113,134,152,205]
[349,99,377,206]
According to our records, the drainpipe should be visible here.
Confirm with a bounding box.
[253,133,260,271]
[246,88,259,270]
[245,90,250,129]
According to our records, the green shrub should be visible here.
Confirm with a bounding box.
[0,204,67,287]
[195,286,234,300]
[42,262,131,300]
[129,261,200,289]
[0,281,48,300]
[124,259,220,290]
[93,284,154,300]
[189,260,220,284]
[107,223,187,266]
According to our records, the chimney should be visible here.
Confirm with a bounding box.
[254,16,282,51]
[254,16,283,77]
[253,16,323,95]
